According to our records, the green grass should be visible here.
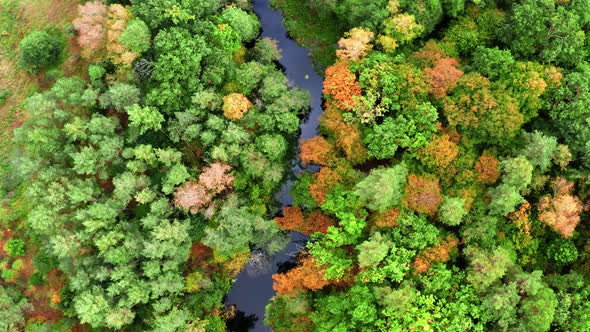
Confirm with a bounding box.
[270,0,346,74]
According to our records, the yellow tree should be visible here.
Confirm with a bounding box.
[336,28,374,61]
[222,93,252,120]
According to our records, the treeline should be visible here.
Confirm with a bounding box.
[266,0,590,331]
[1,0,310,330]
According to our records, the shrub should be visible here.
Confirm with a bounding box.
[4,239,26,257]
[19,30,62,70]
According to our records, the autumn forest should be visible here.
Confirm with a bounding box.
[2,0,590,331]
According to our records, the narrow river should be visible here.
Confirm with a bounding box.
[224,0,324,331]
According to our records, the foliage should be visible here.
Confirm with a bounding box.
[538,178,583,238]
[336,28,374,61]
[3,239,26,257]
[19,30,62,70]
[354,164,408,211]
[119,19,151,53]
[402,174,443,216]
[267,0,590,331]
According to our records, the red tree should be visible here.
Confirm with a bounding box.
[273,256,330,296]
[73,1,108,61]
[323,64,362,111]
[320,101,367,164]
[300,136,335,166]
[413,236,459,273]
[403,174,443,216]
[424,57,464,98]
[418,134,459,169]
[538,177,583,238]
[475,152,500,185]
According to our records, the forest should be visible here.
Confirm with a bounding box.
[1,0,590,331]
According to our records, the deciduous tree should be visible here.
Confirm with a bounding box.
[402,174,443,216]
[538,177,583,238]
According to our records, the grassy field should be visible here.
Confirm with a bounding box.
[270,0,346,74]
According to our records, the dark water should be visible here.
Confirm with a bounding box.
[224,0,324,331]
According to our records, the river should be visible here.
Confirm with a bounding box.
[224,0,324,331]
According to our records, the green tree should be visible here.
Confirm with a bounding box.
[354,164,408,211]
[4,239,26,257]
[19,30,62,70]
[466,246,512,291]
[0,286,31,332]
[221,7,260,43]
[501,156,533,191]
[126,104,164,135]
[99,83,141,111]
[488,184,524,216]
[519,131,558,172]
[438,196,467,226]
[119,19,151,53]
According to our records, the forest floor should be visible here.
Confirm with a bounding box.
[269,0,345,74]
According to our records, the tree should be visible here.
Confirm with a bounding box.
[413,236,459,273]
[501,156,533,192]
[502,0,553,59]
[354,164,408,211]
[173,162,233,214]
[438,196,467,226]
[538,177,583,238]
[519,131,558,172]
[401,0,443,36]
[378,12,424,52]
[333,0,389,29]
[125,104,164,135]
[466,246,512,290]
[488,184,524,216]
[273,256,330,296]
[147,27,208,114]
[323,63,362,111]
[541,7,586,68]
[253,37,281,64]
[4,239,26,257]
[119,19,151,53]
[73,0,108,61]
[417,134,459,169]
[357,232,391,268]
[19,30,62,70]
[100,83,141,111]
[475,152,500,184]
[0,286,31,331]
[336,28,374,61]
[300,136,334,166]
[221,7,260,43]
[443,73,523,144]
[320,102,367,164]
[472,46,515,81]
[424,58,463,98]
[223,93,252,120]
[274,206,335,235]
[309,167,343,205]
[363,103,438,159]
[402,174,443,216]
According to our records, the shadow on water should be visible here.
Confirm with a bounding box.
[226,310,259,332]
